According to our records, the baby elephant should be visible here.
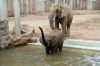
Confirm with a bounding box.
[39,27,64,54]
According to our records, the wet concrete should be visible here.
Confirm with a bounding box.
[64,39,100,51]
[30,38,100,51]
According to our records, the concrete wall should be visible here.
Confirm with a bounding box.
[1,0,100,17]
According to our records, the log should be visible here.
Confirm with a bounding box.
[4,30,34,49]
[6,25,34,48]
[8,24,35,47]
[11,35,32,47]
[13,24,35,34]
[0,35,12,48]
[21,24,34,34]
[0,20,34,49]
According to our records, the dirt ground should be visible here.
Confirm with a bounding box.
[8,12,100,41]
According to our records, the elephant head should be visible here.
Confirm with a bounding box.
[48,3,67,30]
[39,27,54,54]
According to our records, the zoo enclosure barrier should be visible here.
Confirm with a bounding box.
[1,0,100,17]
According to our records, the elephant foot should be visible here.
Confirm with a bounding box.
[55,28,61,30]
[58,28,61,30]
[66,34,70,37]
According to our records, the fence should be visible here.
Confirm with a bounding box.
[47,0,100,10]
[4,0,100,17]
[6,0,35,17]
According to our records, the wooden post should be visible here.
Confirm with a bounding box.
[87,0,92,10]
[35,0,45,12]
[75,0,77,10]
[7,0,11,16]
[29,0,33,14]
[46,0,50,12]
[0,0,7,20]
[3,0,7,18]
[84,0,87,10]
[55,0,58,3]
[63,0,66,4]
[20,0,24,15]
[32,0,35,13]
[70,0,73,9]
[13,0,21,35]
[11,0,14,16]
[25,0,29,14]
[77,0,79,9]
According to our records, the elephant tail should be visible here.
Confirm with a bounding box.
[39,27,47,46]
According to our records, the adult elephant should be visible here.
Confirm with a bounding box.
[48,3,73,37]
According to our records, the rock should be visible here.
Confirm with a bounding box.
[0,20,9,36]
[0,20,12,48]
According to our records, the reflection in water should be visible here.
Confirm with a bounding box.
[84,55,100,66]
[0,45,100,66]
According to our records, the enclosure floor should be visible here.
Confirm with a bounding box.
[8,13,100,41]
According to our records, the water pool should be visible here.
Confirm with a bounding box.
[0,45,100,66]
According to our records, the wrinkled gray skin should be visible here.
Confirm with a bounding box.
[39,27,64,54]
[49,3,73,37]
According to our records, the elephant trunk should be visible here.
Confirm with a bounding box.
[39,27,47,46]
[49,18,54,30]
[48,9,55,30]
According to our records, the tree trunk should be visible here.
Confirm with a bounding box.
[0,20,34,49]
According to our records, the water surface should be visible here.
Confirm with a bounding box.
[0,45,100,66]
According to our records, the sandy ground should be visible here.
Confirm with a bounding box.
[8,13,100,41]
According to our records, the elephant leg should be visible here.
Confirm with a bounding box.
[66,25,70,37]
[55,19,59,29]
[59,46,62,52]
[57,47,59,52]
[52,46,57,53]
[51,48,54,54]
[62,23,66,37]
[55,46,59,52]
[66,18,72,37]
[46,48,50,54]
